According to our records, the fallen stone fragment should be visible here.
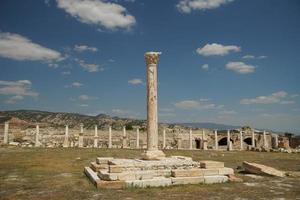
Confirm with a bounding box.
[228,174,243,182]
[242,161,285,177]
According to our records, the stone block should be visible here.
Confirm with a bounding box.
[242,161,285,177]
[200,161,224,169]
[218,167,234,175]
[90,162,108,172]
[204,175,228,184]
[125,177,172,188]
[109,165,123,173]
[84,167,101,187]
[135,171,155,180]
[97,180,126,189]
[171,176,204,185]
[96,157,114,164]
[171,169,203,177]
[201,169,219,176]
[98,171,118,181]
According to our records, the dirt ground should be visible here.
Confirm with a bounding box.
[0,148,299,200]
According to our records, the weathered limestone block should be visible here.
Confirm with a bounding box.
[98,171,118,181]
[125,177,172,188]
[204,175,228,184]
[96,157,114,164]
[218,167,234,175]
[242,161,285,177]
[109,165,123,173]
[84,167,101,187]
[90,162,108,172]
[97,180,126,189]
[171,177,204,185]
[200,160,224,169]
[171,169,203,177]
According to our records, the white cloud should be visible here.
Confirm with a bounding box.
[56,0,136,30]
[0,80,38,97]
[290,94,299,98]
[201,64,209,70]
[77,59,104,72]
[242,55,255,59]
[0,32,63,61]
[177,0,234,13]
[240,91,289,105]
[65,82,83,88]
[196,43,240,56]
[128,78,143,85]
[0,80,38,104]
[226,61,255,74]
[242,55,267,59]
[279,100,295,105]
[74,45,98,52]
[61,71,71,75]
[219,110,237,115]
[79,104,89,107]
[174,99,223,110]
[78,94,97,101]
[5,95,24,104]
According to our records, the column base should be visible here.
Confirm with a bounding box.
[141,150,166,160]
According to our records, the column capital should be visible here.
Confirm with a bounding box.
[145,52,161,65]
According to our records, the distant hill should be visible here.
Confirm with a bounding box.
[177,122,240,130]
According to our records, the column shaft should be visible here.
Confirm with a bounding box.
[108,126,112,148]
[4,122,9,144]
[189,129,193,150]
[214,130,218,150]
[136,128,140,148]
[35,124,40,147]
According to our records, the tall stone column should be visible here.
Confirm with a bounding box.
[227,130,232,151]
[79,123,84,148]
[163,128,166,149]
[142,52,165,160]
[35,124,40,147]
[4,121,9,144]
[122,126,127,148]
[189,129,193,150]
[263,130,268,148]
[251,130,255,148]
[63,125,69,147]
[214,130,218,150]
[136,127,140,149]
[108,126,112,148]
[274,134,279,149]
[202,129,207,150]
[240,130,243,150]
[94,125,98,148]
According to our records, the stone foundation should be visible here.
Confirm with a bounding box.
[84,156,234,189]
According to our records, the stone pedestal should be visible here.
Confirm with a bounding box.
[63,125,69,147]
[142,52,165,159]
[4,122,9,144]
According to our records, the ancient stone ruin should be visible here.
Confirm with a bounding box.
[84,52,236,188]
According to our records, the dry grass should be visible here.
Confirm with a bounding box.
[0,148,299,200]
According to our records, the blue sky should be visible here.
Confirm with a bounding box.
[0,0,300,133]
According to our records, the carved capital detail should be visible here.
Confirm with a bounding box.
[145,52,161,65]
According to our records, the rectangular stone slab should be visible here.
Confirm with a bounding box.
[90,162,108,172]
[218,167,234,175]
[242,161,285,177]
[204,175,228,184]
[171,177,204,185]
[84,167,101,187]
[125,177,172,188]
[200,161,224,169]
[171,169,219,177]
